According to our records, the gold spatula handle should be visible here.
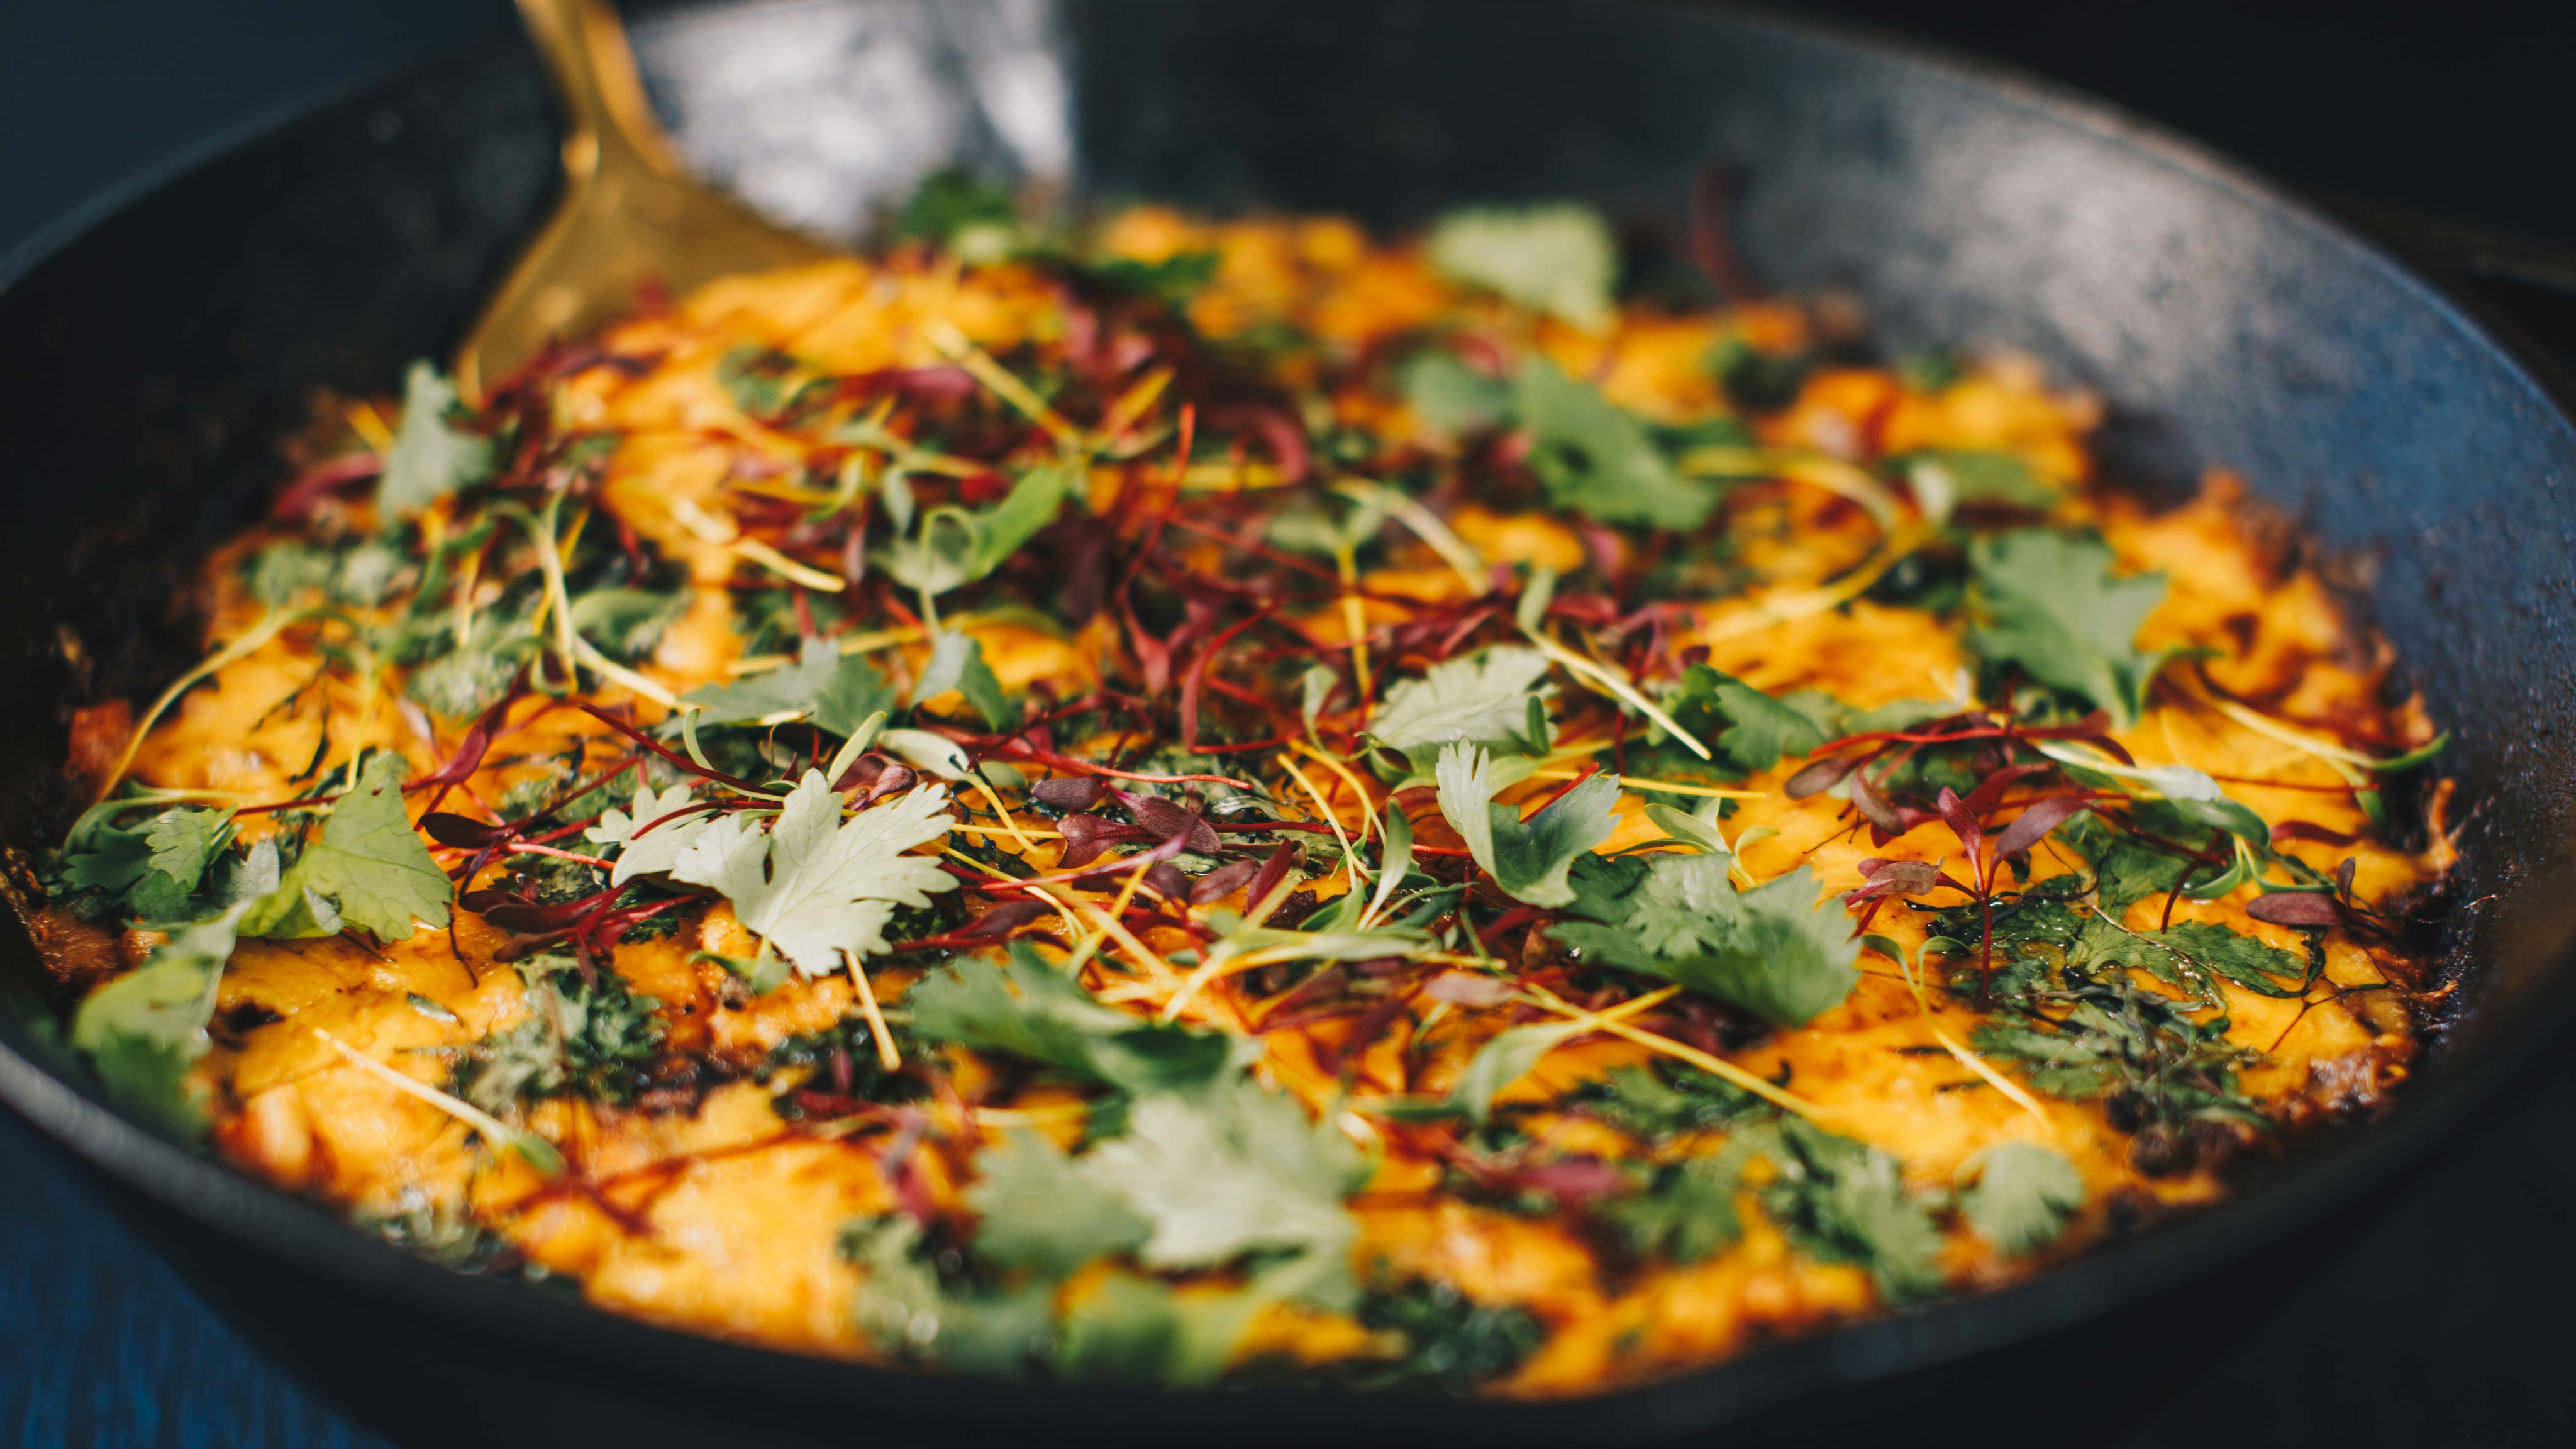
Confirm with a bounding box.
[514,0,682,179]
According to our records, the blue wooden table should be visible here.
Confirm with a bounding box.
[0,1113,389,1449]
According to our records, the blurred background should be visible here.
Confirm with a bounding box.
[3,1,2572,1445]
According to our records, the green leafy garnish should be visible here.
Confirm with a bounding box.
[1967,529,2168,727]
[1052,1272,1265,1387]
[1426,203,1618,331]
[967,1130,1152,1278]
[1898,449,2055,517]
[1957,1141,2083,1255]
[1082,1075,1369,1308]
[377,362,492,517]
[1367,646,1553,760]
[1660,665,1836,780]
[1552,857,1860,1027]
[679,636,894,733]
[1435,743,1619,908]
[874,463,1075,597]
[655,771,957,979]
[905,944,1254,1097]
[1601,1148,1747,1265]
[1514,358,1718,530]
[453,957,665,1113]
[1397,350,1512,436]
[891,169,1026,259]
[69,906,245,1136]
[845,1216,1057,1375]
[241,753,451,941]
[570,586,689,662]
[1750,1118,1945,1300]
[1353,1280,1546,1392]
[914,629,1014,730]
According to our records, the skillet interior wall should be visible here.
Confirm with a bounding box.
[1,0,2572,1107]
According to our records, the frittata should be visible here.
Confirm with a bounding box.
[17,180,2453,1396]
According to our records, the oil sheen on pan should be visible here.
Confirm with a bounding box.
[14,183,2453,1397]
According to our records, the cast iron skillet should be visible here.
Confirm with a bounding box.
[5,1,2575,1444]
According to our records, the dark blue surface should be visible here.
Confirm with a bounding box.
[0,1112,389,1449]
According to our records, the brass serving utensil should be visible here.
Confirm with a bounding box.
[455,0,830,402]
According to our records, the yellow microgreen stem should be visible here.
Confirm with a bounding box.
[92,609,301,805]
[343,399,397,455]
[570,634,681,709]
[970,1102,1092,1129]
[1097,366,1175,441]
[1678,446,1902,535]
[950,823,1064,843]
[1518,982,1824,1121]
[1333,477,1487,594]
[1865,939,2053,1130]
[964,774,1052,857]
[1699,524,1933,645]
[926,317,1080,447]
[1526,770,1764,801]
[314,1028,562,1175]
[940,849,1165,983]
[1287,740,1379,848]
[1064,853,1159,980]
[1333,548,1374,706]
[1276,752,1365,890]
[1174,463,1292,492]
[1521,627,1710,760]
[667,494,739,544]
[2174,672,2390,774]
[845,957,902,1072]
[731,538,847,592]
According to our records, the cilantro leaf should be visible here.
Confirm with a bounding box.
[1567,1060,1766,1145]
[1958,1141,2084,1255]
[376,362,492,517]
[874,464,1075,597]
[1435,743,1619,908]
[1397,350,1513,436]
[680,636,892,731]
[1367,646,1553,757]
[1899,449,2056,517]
[1080,1075,1368,1308]
[1052,1271,1265,1387]
[70,906,245,1138]
[2060,811,2196,917]
[1446,1020,1582,1122]
[967,1130,1152,1279]
[914,629,1014,730]
[570,586,689,662]
[592,782,704,885]
[1553,858,1858,1027]
[1514,357,1719,530]
[2134,919,2311,999]
[242,753,450,941]
[1660,665,1834,779]
[1601,1148,1746,1264]
[1080,251,1221,310]
[1752,1118,1945,1301]
[891,169,1024,257]
[904,943,1253,1096]
[130,808,240,925]
[1353,1280,1547,1393]
[1426,203,1618,331]
[665,771,957,979]
[845,1217,1056,1375]
[1967,529,2168,727]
